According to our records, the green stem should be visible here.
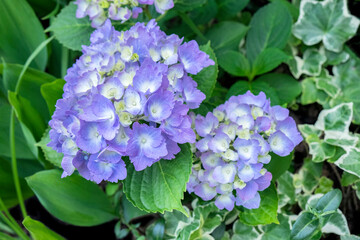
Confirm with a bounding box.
[9,35,55,219]
[61,46,69,78]
[178,12,207,42]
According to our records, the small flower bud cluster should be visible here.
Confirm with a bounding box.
[48,20,214,183]
[187,91,302,210]
[75,0,174,28]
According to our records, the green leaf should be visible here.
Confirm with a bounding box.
[217,51,250,77]
[174,0,206,12]
[293,0,360,52]
[302,48,327,76]
[294,159,322,193]
[192,42,218,100]
[266,152,293,181]
[291,212,320,240]
[26,169,116,226]
[189,0,218,25]
[315,176,333,194]
[40,79,65,116]
[203,21,248,53]
[300,78,319,105]
[216,0,249,20]
[261,214,291,240]
[226,81,250,100]
[341,235,360,240]
[255,73,301,104]
[121,196,148,223]
[335,148,360,178]
[277,171,296,207]
[325,50,349,66]
[123,144,192,215]
[0,0,47,70]
[251,48,290,76]
[36,128,63,168]
[341,172,359,187]
[315,189,342,213]
[23,216,65,240]
[322,210,350,236]
[246,2,292,62]
[231,220,260,239]
[315,102,353,133]
[48,3,93,51]
[239,183,279,225]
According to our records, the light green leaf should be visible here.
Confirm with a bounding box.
[261,214,291,240]
[277,171,296,207]
[0,0,47,70]
[217,51,250,77]
[26,169,116,226]
[315,176,333,194]
[36,128,63,168]
[335,148,360,178]
[294,159,322,193]
[48,3,93,51]
[341,172,360,187]
[300,78,319,105]
[325,50,349,66]
[239,183,279,225]
[216,0,249,20]
[315,70,339,98]
[293,0,360,52]
[246,2,292,62]
[255,73,301,105]
[251,48,290,76]
[231,220,260,240]
[23,216,65,240]
[203,21,248,53]
[314,189,342,212]
[123,144,192,215]
[322,210,350,236]
[192,42,218,100]
[315,102,353,133]
[302,48,327,76]
[41,79,65,116]
[291,212,320,240]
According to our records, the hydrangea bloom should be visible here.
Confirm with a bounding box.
[48,19,214,183]
[75,0,174,28]
[187,91,302,210]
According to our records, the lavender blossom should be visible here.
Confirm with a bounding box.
[48,20,213,183]
[187,91,302,210]
[75,0,174,28]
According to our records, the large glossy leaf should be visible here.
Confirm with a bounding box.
[23,216,65,240]
[293,0,360,52]
[216,0,249,20]
[291,212,320,240]
[251,48,290,77]
[192,42,218,100]
[48,3,93,51]
[0,0,47,70]
[123,144,192,215]
[26,169,116,226]
[40,79,65,116]
[245,2,292,62]
[266,152,293,181]
[315,189,342,213]
[203,21,248,53]
[255,73,301,105]
[239,183,279,225]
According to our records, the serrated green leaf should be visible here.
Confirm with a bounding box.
[26,169,116,226]
[291,212,320,240]
[217,51,250,77]
[192,42,218,100]
[36,128,63,168]
[251,48,290,76]
[293,0,360,52]
[246,2,292,62]
[23,216,65,240]
[123,144,192,215]
[48,3,93,51]
[239,183,278,225]
[189,0,217,25]
[255,73,301,105]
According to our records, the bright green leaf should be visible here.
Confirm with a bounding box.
[26,169,116,226]
[291,212,320,240]
[35,128,63,168]
[217,51,250,77]
[41,79,65,116]
[251,48,290,76]
[23,216,65,240]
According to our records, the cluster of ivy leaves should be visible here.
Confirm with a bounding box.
[0,0,360,239]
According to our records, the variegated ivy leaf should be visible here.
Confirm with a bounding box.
[293,160,322,194]
[293,0,360,52]
[335,147,360,178]
[314,69,340,98]
[288,48,327,78]
[325,50,350,66]
[322,210,350,236]
[277,171,296,208]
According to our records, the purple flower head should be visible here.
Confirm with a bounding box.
[187,91,302,210]
[75,0,174,28]
[49,20,213,181]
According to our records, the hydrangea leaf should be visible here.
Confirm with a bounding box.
[239,183,279,225]
[35,128,63,168]
[290,212,320,240]
[217,51,250,77]
[216,0,249,20]
[293,0,360,52]
[22,216,65,240]
[48,3,93,51]
[174,0,206,12]
[189,0,217,25]
[40,79,65,116]
[266,152,293,181]
[322,210,350,236]
[335,148,360,178]
[123,144,192,215]
[192,42,218,100]
[277,171,296,207]
[315,102,353,133]
[245,2,292,62]
[251,48,290,77]
[0,0,47,70]
[26,169,116,226]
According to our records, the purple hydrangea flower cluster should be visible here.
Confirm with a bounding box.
[75,0,174,28]
[187,91,302,210]
[48,19,214,183]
